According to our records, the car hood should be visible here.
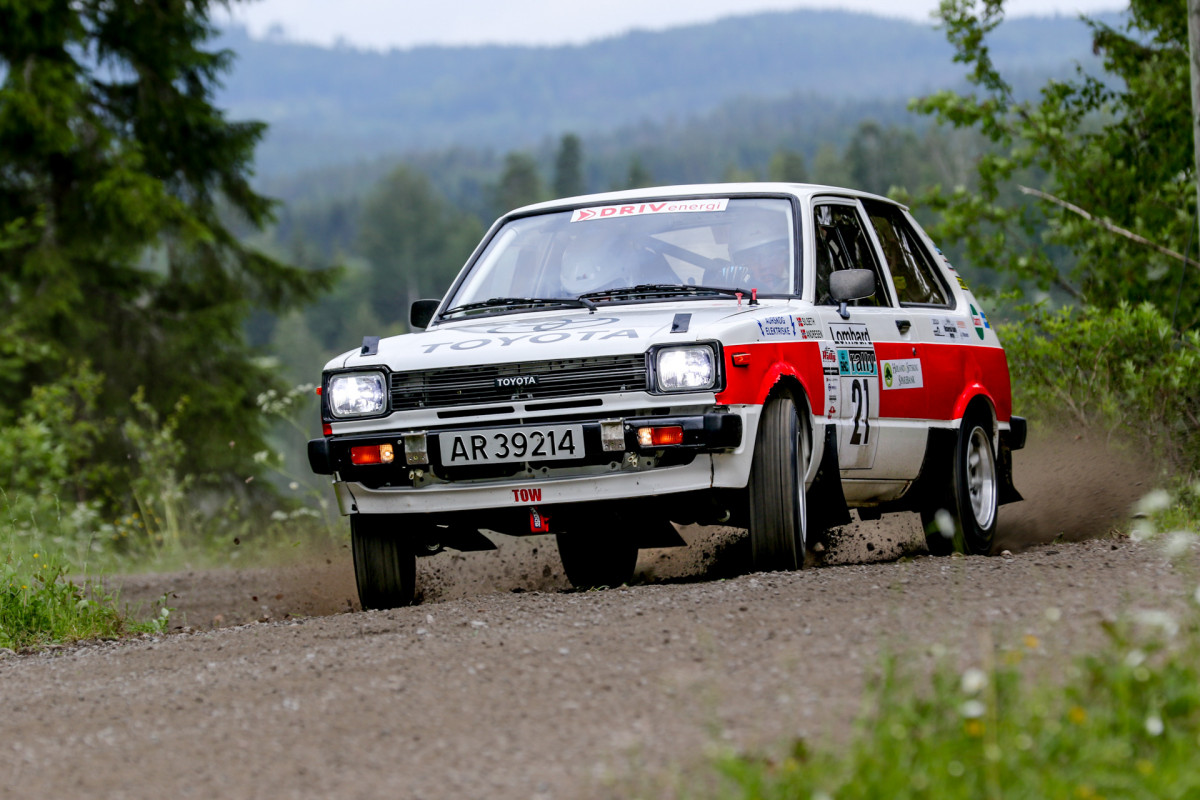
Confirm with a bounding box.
[331,301,783,371]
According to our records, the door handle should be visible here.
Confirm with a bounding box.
[896,319,911,334]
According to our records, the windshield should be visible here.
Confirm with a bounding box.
[444,197,796,316]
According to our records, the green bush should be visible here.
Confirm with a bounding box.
[1000,302,1200,475]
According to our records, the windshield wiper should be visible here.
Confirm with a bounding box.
[578,284,748,302]
[441,296,596,317]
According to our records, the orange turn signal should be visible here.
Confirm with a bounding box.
[351,443,395,465]
[731,352,752,367]
[636,426,684,446]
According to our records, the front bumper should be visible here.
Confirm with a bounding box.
[308,412,746,514]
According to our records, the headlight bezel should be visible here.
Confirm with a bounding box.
[647,342,724,395]
[325,370,390,419]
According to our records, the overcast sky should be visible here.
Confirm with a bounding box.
[221,0,1125,49]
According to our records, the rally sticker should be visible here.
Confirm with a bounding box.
[820,342,840,376]
[757,315,796,338]
[882,359,924,390]
[956,275,969,290]
[570,199,729,222]
[838,348,877,377]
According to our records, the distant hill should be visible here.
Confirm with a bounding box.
[217,9,1118,177]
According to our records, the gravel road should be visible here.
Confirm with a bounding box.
[0,429,1187,799]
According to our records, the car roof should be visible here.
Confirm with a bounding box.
[508,182,906,217]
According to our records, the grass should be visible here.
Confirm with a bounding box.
[685,508,1200,800]
[0,550,170,651]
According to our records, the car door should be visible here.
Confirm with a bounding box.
[810,198,925,483]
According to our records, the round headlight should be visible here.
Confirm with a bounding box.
[656,347,716,392]
[328,372,387,417]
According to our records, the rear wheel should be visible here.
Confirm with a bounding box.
[556,517,638,590]
[351,514,417,609]
[748,396,810,572]
[923,408,998,555]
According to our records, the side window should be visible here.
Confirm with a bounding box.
[862,200,951,307]
[813,203,889,307]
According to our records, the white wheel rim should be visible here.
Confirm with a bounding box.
[966,425,997,530]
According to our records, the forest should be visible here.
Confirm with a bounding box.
[1,0,1197,578]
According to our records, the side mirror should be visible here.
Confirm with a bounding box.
[829,269,876,320]
[410,299,440,330]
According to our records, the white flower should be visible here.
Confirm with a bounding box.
[1124,649,1146,668]
[961,668,988,695]
[1132,610,1179,639]
[960,699,986,719]
[252,450,271,464]
[935,509,955,539]
[1145,715,1164,736]
[1135,489,1172,516]
[288,481,300,491]
[1045,606,1062,623]
[1163,531,1196,558]
[270,510,289,521]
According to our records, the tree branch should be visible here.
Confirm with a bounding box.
[1019,184,1200,271]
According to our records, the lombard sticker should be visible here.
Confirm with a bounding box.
[820,342,840,376]
[825,376,840,417]
[570,199,729,222]
[881,359,924,390]
[796,315,824,340]
[757,315,796,338]
[837,347,877,377]
[828,323,872,347]
[970,304,986,340]
[955,319,971,340]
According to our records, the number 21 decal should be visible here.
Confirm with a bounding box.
[850,378,871,445]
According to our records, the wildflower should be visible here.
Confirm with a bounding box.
[1136,760,1154,776]
[1024,634,1039,650]
[32,553,38,559]
[1125,649,1146,668]
[1015,733,1034,751]
[1145,715,1164,736]
[961,668,987,695]
[965,719,984,737]
[288,481,300,491]
[1068,706,1087,725]
[1163,531,1195,558]
[935,509,955,539]
[960,699,986,719]
[947,761,965,778]
[1045,606,1062,623]
[1134,489,1171,516]
[1132,609,1179,638]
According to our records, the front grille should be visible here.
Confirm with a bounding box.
[391,354,648,410]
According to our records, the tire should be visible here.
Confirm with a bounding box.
[923,408,998,556]
[351,514,417,609]
[748,396,809,572]
[555,519,638,590]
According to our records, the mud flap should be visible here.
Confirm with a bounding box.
[806,424,852,539]
[998,428,1024,506]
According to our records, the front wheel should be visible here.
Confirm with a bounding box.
[351,514,417,609]
[923,409,998,555]
[748,396,810,572]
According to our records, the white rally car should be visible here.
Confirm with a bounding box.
[308,183,1025,608]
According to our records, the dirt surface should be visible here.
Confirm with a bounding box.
[0,427,1186,798]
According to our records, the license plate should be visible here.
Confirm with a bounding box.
[439,424,585,466]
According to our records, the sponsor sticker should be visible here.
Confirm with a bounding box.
[757,315,796,338]
[881,359,924,390]
[931,317,955,338]
[820,342,840,376]
[970,304,985,340]
[570,199,729,222]
[825,376,840,417]
[955,319,971,340]
[956,275,969,290]
[828,323,872,347]
[837,348,877,377]
[796,315,824,340]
